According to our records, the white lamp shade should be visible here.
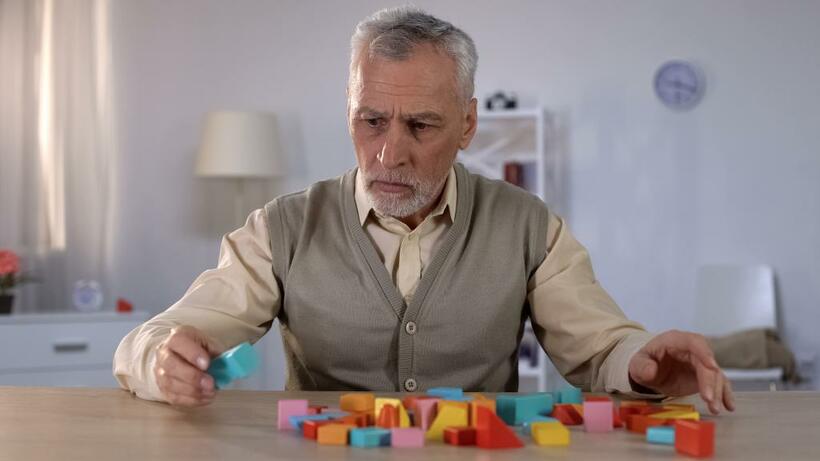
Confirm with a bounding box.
[196,111,284,178]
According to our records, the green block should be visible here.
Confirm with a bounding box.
[207,342,259,389]
[350,427,391,447]
[559,386,582,405]
[496,394,554,425]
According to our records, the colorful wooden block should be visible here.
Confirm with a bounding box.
[377,404,400,428]
[340,393,375,413]
[277,399,308,430]
[627,414,671,434]
[650,410,700,421]
[339,413,369,427]
[475,406,524,449]
[612,406,624,428]
[531,421,570,446]
[317,423,355,446]
[206,342,259,389]
[675,420,715,458]
[307,405,327,415]
[415,398,440,431]
[583,400,614,432]
[647,426,675,445]
[521,415,557,432]
[375,398,410,427]
[427,387,464,400]
[438,400,470,413]
[558,386,583,405]
[584,396,612,402]
[391,428,425,447]
[402,395,436,414]
[303,419,334,439]
[349,427,391,448]
[663,403,696,412]
[426,405,468,441]
[288,414,336,432]
[470,399,497,427]
[551,404,583,426]
[444,426,477,446]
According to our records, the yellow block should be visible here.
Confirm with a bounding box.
[425,406,468,441]
[650,410,700,421]
[375,398,410,428]
[317,423,356,446]
[439,400,470,412]
[470,399,497,427]
[468,393,490,401]
[663,403,696,412]
[531,421,570,446]
[340,393,375,413]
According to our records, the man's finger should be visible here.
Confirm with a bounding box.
[707,370,724,415]
[692,355,717,404]
[161,351,214,391]
[686,334,720,370]
[630,353,659,384]
[163,375,214,401]
[167,391,213,408]
[167,329,212,371]
[723,376,736,412]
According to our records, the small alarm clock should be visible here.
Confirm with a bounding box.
[654,60,705,110]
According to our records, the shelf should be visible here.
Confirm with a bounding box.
[519,362,545,378]
[477,108,543,120]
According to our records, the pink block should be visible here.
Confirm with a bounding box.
[277,399,308,430]
[583,401,614,433]
[415,398,440,431]
[391,428,425,447]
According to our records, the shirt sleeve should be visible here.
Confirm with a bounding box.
[112,208,281,401]
[527,211,659,396]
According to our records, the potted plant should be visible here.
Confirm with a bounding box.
[0,249,36,315]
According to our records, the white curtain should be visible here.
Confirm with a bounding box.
[0,0,117,313]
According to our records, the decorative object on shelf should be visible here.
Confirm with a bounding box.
[73,280,103,312]
[484,91,518,111]
[503,162,524,188]
[0,249,37,315]
[116,297,134,313]
[654,60,705,110]
[196,111,287,227]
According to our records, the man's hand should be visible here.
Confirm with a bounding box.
[154,325,222,407]
[628,330,736,415]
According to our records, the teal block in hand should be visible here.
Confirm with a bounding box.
[207,342,259,389]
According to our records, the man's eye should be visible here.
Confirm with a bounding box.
[365,118,382,128]
[410,122,429,131]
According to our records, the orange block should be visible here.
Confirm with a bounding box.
[339,414,369,428]
[551,404,583,426]
[626,414,671,434]
[620,400,652,408]
[377,404,400,428]
[475,406,524,449]
[303,419,334,439]
[317,423,355,446]
[470,399,496,427]
[664,403,697,412]
[675,420,715,458]
[444,426,477,446]
[340,393,375,413]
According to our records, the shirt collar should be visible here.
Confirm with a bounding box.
[354,166,457,226]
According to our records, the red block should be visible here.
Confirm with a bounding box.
[619,406,642,423]
[551,404,583,426]
[339,414,369,428]
[307,405,327,415]
[377,404,400,428]
[675,420,715,458]
[626,414,671,434]
[444,426,477,446]
[475,406,524,449]
[612,407,624,428]
[303,419,334,439]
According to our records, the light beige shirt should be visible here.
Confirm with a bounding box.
[114,167,655,401]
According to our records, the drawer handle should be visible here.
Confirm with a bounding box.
[53,340,89,353]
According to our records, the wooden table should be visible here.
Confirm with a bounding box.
[1,387,818,460]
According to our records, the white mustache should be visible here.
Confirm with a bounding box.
[363,170,419,189]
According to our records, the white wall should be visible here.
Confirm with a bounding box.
[110,0,820,384]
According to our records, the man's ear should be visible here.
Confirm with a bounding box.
[458,97,478,150]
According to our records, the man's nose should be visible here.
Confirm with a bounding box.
[377,124,409,169]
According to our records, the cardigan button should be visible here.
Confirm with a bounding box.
[404,378,418,392]
[405,321,417,335]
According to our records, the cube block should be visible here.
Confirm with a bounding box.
[647,426,675,445]
[317,423,355,446]
[675,420,715,458]
[583,401,614,433]
[496,393,554,426]
[349,427,391,448]
[531,421,570,446]
[391,428,425,447]
[444,426,477,446]
[303,419,334,439]
[340,393,375,413]
[277,399,309,430]
[427,387,464,400]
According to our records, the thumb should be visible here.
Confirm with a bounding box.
[630,353,659,385]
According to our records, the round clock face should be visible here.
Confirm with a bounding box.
[654,60,704,110]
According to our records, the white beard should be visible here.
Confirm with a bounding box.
[362,167,448,218]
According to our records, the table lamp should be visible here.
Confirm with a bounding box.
[195,111,285,225]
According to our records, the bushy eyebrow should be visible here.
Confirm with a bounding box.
[354,106,444,123]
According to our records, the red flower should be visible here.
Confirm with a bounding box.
[0,250,20,276]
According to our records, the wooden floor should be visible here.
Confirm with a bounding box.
[0,387,818,460]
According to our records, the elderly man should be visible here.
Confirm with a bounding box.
[114,7,734,414]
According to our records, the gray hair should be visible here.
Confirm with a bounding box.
[350,6,478,104]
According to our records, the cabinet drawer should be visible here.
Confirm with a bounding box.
[0,367,120,387]
[0,321,137,371]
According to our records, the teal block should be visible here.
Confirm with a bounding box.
[350,427,391,448]
[647,426,675,445]
[289,414,335,432]
[427,387,463,400]
[497,394,554,425]
[206,342,260,389]
[496,395,517,425]
[558,386,582,405]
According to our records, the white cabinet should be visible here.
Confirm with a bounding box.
[459,107,568,392]
[0,311,149,387]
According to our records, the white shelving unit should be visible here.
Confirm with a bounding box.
[457,107,566,392]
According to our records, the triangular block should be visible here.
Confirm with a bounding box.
[475,406,524,449]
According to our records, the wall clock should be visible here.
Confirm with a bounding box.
[654,60,705,110]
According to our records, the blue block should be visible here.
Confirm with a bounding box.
[427,387,463,400]
[647,426,675,445]
[496,394,554,425]
[558,386,582,405]
[350,427,391,448]
[206,342,260,389]
[288,414,335,432]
